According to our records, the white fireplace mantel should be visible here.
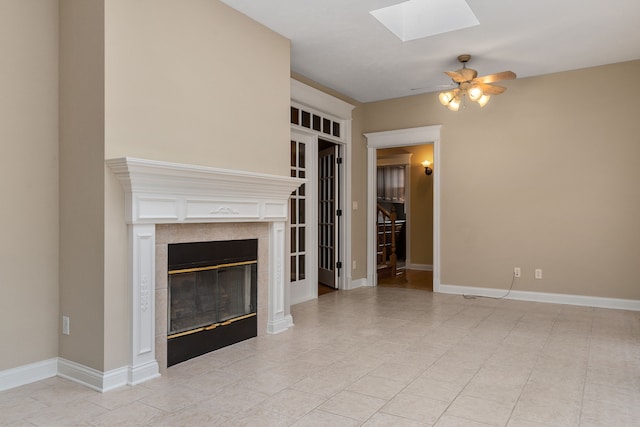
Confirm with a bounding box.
[107,157,304,224]
[107,157,304,386]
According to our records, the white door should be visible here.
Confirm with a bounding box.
[289,131,317,303]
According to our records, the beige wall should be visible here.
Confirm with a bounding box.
[0,0,59,371]
[104,0,290,175]
[378,145,434,266]
[364,60,640,300]
[59,0,106,370]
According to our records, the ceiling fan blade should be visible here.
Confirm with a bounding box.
[445,71,467,83]
[478,83,506,95]
[473,71,516,85]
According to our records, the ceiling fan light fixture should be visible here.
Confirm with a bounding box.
[447,97,461,111]
[477,94,490,107]
[438,54,515,111]
[439,91,454,106]
[468,85,483,101]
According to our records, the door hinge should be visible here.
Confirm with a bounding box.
[336,261,342,269]
[336,209,342,216]
[336,157,343,164]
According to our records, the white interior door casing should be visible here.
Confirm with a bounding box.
[289,79,354,304]
[364,125,442,290]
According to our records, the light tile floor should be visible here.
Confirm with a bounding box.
[2,287,639,426]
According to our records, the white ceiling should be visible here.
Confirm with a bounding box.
[220,0,640,103]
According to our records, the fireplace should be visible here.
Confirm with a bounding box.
[107,157,303,386]
[167,239,258,366]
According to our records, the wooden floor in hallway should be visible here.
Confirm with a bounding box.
[378,269,433,291]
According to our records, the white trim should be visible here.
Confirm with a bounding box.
[291,293,318,305]
[406,263,433,271]
[106,157,304,224]
[57,358,128,393]
[291,79,355,120]
[0,358,57,392]
[129,224,158,385]
[364,125,442,290]
[267,222,295,334]
[342,121,354,291]
[366,126,442,148]
[439,284,640,311]
[107,157,303,385]
[127,360,160,386]
[350,278,370,289]
[290,79,355,292]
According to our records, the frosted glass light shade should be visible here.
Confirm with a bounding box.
[439,91,454,106]
[468,86,483,101]
[447,97,461,111]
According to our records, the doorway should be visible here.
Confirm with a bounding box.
[365,125,442,291]
[375,152,412,278]
[290,78,355,304]
[289,130,346,303]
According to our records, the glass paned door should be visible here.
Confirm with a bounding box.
[290,138,307,283]
[318,144,340,288]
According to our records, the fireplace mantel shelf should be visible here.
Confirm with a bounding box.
[107,157,304,224]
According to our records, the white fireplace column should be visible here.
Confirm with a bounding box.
[107,158,303,385]
[268,221,288,334]
[129,223,157,384]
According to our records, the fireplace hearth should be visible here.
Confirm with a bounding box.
[167,239,258,366]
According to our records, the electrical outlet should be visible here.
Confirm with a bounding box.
[62,316,70,335]
[514,267,521,278]
[352,260,357,270]
[535,268,542,279]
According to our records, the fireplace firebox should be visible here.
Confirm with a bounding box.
[167,239,258,366]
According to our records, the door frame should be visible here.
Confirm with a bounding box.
[290,79,355,304]
[364,125,442,291]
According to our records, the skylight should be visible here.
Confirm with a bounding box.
[370,0,480,42]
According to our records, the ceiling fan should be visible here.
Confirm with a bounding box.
[439,54,516,111]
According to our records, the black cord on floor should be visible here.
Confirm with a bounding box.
[462,273,517,300]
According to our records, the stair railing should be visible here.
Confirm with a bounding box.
[376,204,397,277]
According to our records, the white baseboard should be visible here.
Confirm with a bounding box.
[0,358,156,393]
[349,278,369,289]
[438,284,640,311]
[267,314,294,334]
[405,263,433,271]
[57,358,128,392]
[291,292,317,305]
[127,361,161,386]
[0,358,57,392]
